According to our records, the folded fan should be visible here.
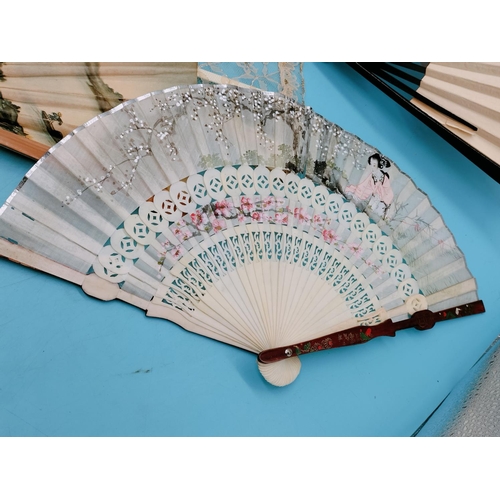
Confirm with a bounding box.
[0,84,483,386]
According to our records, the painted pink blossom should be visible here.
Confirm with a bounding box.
[262,196,276,211]
[210,215,227,232]
[190,210,209,230]
[214,199,234,218]
[313,213,324,224]
[275,212,289,224]
[294,207,310,224]
[251,211,263,222]
[170,246,184,259]
[240,196,255,213]
[172,226,183,237]
[237,213,246,223]
[322,229,338,244]
[172,225,192,240]
[349,244,363,258]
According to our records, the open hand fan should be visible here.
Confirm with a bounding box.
[0,84,484,386]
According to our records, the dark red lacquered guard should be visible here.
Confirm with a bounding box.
[258,300,485,364]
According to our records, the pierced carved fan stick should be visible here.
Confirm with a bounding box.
[0,84,485,386]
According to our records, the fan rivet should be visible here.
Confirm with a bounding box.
[285,348,293,357]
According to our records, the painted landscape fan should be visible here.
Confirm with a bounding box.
[0,84,484,386]
[0,62,198,159]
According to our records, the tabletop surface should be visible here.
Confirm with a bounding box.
[0,62,499,437]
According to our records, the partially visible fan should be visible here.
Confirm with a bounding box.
[0,62,198,158]
[0,84,484,386]
[350,62,500,183]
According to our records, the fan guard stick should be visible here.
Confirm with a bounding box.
[258,300,485,364]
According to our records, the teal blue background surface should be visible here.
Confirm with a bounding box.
[1,63,499,436]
